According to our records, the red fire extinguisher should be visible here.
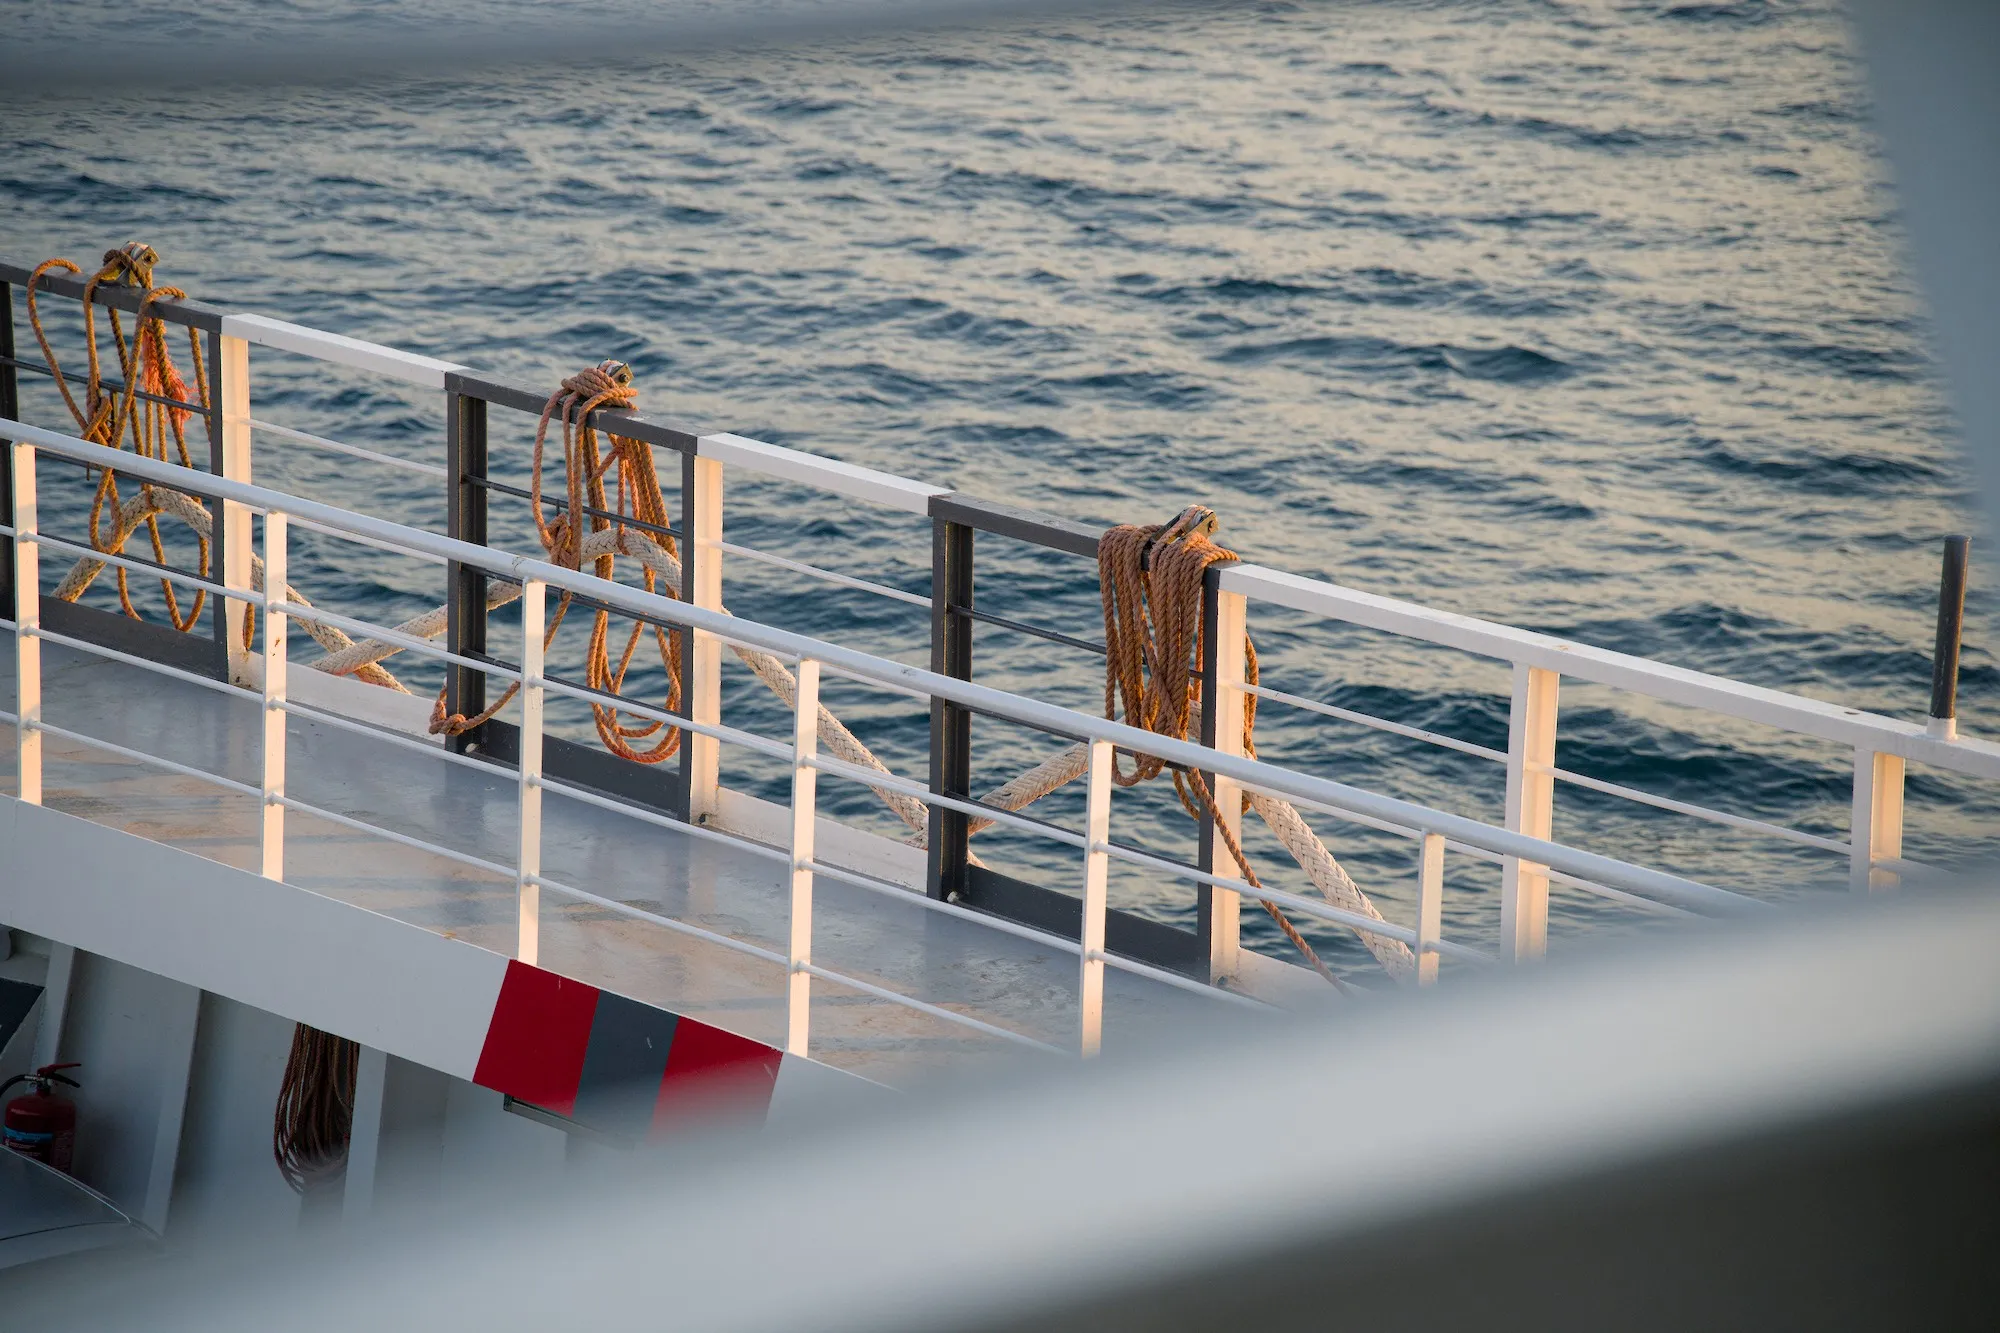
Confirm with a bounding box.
[3,1062,81,1172]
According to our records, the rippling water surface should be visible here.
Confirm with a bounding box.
[5,0,1988,971]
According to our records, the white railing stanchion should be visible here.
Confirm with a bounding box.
[1080,737,1114,1057]
[1202,587,1248,982]
[689,455,724,822]
[1501,663,1559,961]
[786,657,821,1057]
[517,580,547,964]
[1414,832,1445,985]
[12,441,40,806]
[1850,748,1905,893]
[259,513,287,880]
[219,334,256,678]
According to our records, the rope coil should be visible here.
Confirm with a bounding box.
[273,1024,359,1194]
[27,244,215,634]
[429,359,685,763]
[1097,508,1346,990]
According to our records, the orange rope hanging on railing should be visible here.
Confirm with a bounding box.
[429,360,685,763]
[1097,506,1345,991]
[25,242,214,634]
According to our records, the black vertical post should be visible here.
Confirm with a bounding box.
[675,445,697,822]
[1930,534,1971,730]
[1194,562,1223,969]
[446,389,489,754]
[206,326,228,670]
[927,517,974,901]
[0,281,16,619]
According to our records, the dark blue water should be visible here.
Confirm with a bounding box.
[5,0,1988,972]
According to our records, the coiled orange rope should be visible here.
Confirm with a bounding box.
[26,242,214,633]
[430,360,684,762]
[1099,507,1345,990]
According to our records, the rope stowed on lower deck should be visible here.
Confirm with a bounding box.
[273,1025,360,1194]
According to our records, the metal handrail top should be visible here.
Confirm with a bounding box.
[1,415,1754,917]
[8,267,1986,779]
[1218,564,2000,778]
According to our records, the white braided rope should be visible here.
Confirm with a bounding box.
[965,738,1411,976]
[53,486,407,690]
[305,527,929,835]
[1246,790,1414,978]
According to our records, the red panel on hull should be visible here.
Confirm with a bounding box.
[649,1019,782,1138]
[472,961,600,1116]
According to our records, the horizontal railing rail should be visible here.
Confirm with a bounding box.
[0,416,1759,920]
[8,271,1984,781]
[1217,563,2000,779]
[0,261,223,332]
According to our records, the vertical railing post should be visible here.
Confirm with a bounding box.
[1197,573,1247,983]
[1851,748,1905,893]
[517,581,546,964]
[444,388,488,754]
[787,658,821,1058]
[927,516,974,901]
[217,333,254,678]
[1501,663,1559,962]
[12,441,40,806]
[687,452,725,823]
[1929,534,1971,741]
[1079,737,1113,1057]
[1,280,18,619]
[1414,831,1444,985]
[260,513,287,881]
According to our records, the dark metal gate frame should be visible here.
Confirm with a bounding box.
[441,369,702,821]
[1,263,1236,983]
[0,263,231,682]
[925,496,1233,979]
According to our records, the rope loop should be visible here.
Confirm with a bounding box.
[430,360,683,762]
[1099,508,1344,990]
[273,1024,359,1194]
[26,243,213,634]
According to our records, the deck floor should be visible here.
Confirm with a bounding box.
[0,643,1237,1086]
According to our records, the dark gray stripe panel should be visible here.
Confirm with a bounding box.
[570,990,679,1141]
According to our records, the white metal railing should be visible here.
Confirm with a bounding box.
[247,416,445,480]
[1210,562,2000,958]
[187,305,2000,971]
[14,279,1985,991]
[4,417,1781,1061]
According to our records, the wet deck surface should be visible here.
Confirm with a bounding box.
[0,643,1237,1086]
